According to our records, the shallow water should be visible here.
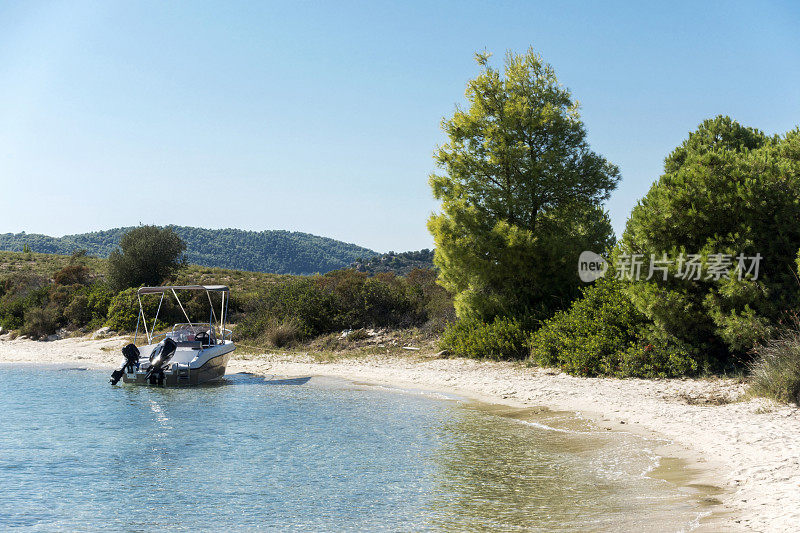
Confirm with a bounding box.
[0,365,715,531]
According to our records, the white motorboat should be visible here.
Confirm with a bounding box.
[110,285,235,386]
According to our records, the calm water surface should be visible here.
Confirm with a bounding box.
[0,365,714,531]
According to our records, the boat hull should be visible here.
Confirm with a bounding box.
[122,343,235,386]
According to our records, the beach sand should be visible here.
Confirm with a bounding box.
[2,334,798,531]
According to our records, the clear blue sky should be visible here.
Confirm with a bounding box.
[1,1,798,252]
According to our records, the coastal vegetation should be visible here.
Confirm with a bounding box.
[528,278,697,378]
[236,268,452,346]
[426,50,800,391]
[0,247,274,339]
[0,246,453,345]
[619,118,800,372]
[1,49,798,403]
[0,226,378,275]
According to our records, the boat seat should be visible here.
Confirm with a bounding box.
[174,341,203,348]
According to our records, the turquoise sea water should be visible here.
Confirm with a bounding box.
[0,365,716,531]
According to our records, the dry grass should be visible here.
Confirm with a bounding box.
[264,319,300,348]
[0,250,287,294]
[0,251,106,279]
[749,320,800,405]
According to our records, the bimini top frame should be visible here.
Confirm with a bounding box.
[137,285,229,294]
[135,285,231,345]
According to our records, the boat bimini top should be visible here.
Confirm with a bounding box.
[133,285,231,346]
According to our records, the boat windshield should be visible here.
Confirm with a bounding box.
[167,324,216,344]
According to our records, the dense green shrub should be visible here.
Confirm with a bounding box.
[621,117,800,368]
[238,277,335,339]
[530,278,643,375]
[0,274,50,330]
[439,316,529,360]
[528,278,699,377]
[362,274,416,327]
[104,288,167,332]
[59,282,116,330]
[104,288,139,331]
[64,293,92,328]
[235,268,453,342]
[21,306,59,339]
[0,299,25,330]
[749,319,800,404]
[405,268,456,333]
[87,283,114,323]
[617,339,698,378]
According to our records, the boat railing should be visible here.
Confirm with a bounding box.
[148,331,169,344]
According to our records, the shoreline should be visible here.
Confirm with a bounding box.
[3,336,799,531]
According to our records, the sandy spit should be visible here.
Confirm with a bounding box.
[2,335,799,532]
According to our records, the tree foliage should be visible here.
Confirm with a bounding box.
[108,226,187,290]
[351,249,434,276]
[428,49,619,323]
[621,116,800,367]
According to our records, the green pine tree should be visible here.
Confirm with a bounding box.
[428,48,619,322]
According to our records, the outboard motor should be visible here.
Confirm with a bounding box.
[145,337,178,385]
[110,343,140,385]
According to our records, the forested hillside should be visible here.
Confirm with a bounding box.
[350,249,434,276]
[0,226,378,275]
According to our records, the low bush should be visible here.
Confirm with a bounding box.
[87,283,114,323]
[528,278,700,377]
[21,306,59,339]
[53,264,92,286]
[405,268,455,333]
[104,288,140,331]
[105,288,167,332]
[529,278,644,375]
[749,319,800,404]
[0,274,50,330]
[242,277,335,339]
[235,268,454,342]
[64,293,91,328]
[617,338,698,378]
[439,316,529,360]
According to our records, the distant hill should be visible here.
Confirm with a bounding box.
[350,249,435,276]
[0,226,379,275]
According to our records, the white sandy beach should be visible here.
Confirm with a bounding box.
[2,335,798,532]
